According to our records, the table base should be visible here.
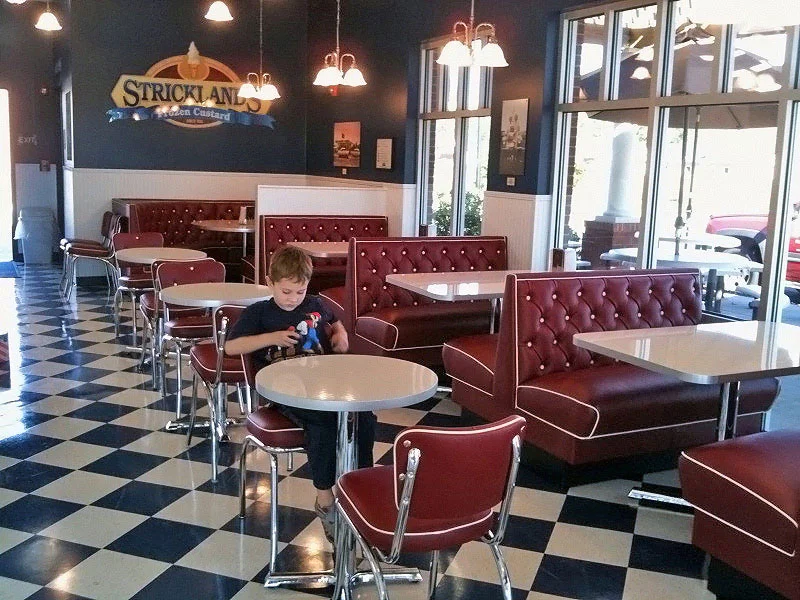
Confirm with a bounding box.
[164,416,244,432]
[264,567,422,590]
[628,488,692,508]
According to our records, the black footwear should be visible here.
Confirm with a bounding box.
[315,500,336,544]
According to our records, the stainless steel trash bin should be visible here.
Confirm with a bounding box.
[15,207,55,264]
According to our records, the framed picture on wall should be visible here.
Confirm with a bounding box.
[333,121,361,168]
[375,138,393,170]
[499,98,528,176]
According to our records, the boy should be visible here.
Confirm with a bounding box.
[225,245,376,542]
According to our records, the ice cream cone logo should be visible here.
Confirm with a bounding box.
[109,42,275,129]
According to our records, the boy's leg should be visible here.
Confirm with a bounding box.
[357,411,377,469]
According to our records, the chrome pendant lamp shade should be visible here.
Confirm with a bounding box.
[237,0,280,101]
[205,1,234,22]
[313,0,367,88]
[35,1,62,31]
[437,0,507,68]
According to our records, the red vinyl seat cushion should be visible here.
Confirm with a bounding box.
[189,342,246,384]
[355,301,492,350]
[680,429,800,556]
[245,406,305,448]
[337,465,494,553]
[516,363,778,439]
[442,334,498,395]
[164,315,213,340]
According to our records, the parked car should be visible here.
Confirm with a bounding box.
[706,213,800,301]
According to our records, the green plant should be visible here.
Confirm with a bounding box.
[432,191,484,236]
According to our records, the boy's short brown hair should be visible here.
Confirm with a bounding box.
[268,245,313,283]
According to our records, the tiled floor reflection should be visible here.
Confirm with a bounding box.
[0,265,788,599]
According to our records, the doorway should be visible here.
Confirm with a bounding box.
[0,90,13,261]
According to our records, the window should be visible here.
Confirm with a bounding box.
[418,40,492,236]
[554,0,800,321]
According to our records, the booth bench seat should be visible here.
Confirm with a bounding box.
[680,430,800,600]
[243,214,388,293]
[444,269,778,469]
[342,236,507,368]
[112,198,254,281]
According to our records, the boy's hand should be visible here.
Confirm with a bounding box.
[330,329,349,353]
[271,329,300,348]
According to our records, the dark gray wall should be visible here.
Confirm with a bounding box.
[69,0,308,173]
[305,0,587,195]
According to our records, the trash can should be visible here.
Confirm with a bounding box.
[14,207,56,264]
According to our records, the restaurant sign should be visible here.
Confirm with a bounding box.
[107,43,275,129]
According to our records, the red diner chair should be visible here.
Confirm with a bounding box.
[112,232,164,346]
[61,211,124,299]
[156,259,225,420]
[334,415,526,600]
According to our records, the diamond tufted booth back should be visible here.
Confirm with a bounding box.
[348,236,507,318]
[258,215,388,291]
[496,269,702,387]
[112,199,254,281]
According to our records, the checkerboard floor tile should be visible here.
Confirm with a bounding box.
[0,265,784,599]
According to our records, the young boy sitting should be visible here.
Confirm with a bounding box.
[225,245,376,542]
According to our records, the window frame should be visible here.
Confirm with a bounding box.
[553,0,800,321]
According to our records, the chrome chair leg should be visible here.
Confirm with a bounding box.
[244,385,253,414]
[186,373,199,446]
[236,384,246,415]
[268,452,279,576]
[428,550,439,599]
[287,452,294,472]
[488,542,512,600]
[113,288,122,337]
[238,437,251,518]
[207,382,220,483]
[174,344,184,419]
[150,317,160,389]
[130,293,139,347]
[137,317,150,371]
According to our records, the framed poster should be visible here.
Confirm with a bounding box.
[499,98,528,176]
[333,121,361,168]
[375,138,393,170]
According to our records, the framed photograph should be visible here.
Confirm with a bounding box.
[333,121,361,168]
[375,138,393,170]
[499,98,528,176]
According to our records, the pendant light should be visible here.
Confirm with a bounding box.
[313,0,366,88]
[5,0,28,4]
[437,0,507,68]
[238,0,280,101]
[35,1,61,31]
[205,1,233,22]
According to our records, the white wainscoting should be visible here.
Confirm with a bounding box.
[66,168,306,276]
[482,190,553,271]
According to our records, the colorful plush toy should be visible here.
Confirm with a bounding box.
[293,312,323,353]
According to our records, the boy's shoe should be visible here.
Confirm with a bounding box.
[315,500,336,544]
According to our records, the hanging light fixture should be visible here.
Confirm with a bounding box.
[313,0,366,88]
[205,1,233,22]
[437,0,508,68]
[5,0,28,5]
[238,0,280,101]
[35,1,61,31]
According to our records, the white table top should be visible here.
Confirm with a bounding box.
[602,247,762,273]
[573,320,800,385]
[286,241,349,258]
[658,233,741,249]
[255,354,438,412]
[193,219,255,234]
[115,247,207,265]
[159,282,272,308]
[385,270,520,301]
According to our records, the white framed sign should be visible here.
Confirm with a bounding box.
[375,138,393,170]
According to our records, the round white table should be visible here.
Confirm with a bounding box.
[286,241,349,258]
[255,354,438,590]
[193,219,255,254]
[159,282,272,308]
[115,247,207,265]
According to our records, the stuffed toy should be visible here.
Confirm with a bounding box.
[293,312,323,354]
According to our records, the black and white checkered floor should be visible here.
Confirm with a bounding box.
[0,265,725,599]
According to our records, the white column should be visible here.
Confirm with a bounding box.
[599,123,639,222]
